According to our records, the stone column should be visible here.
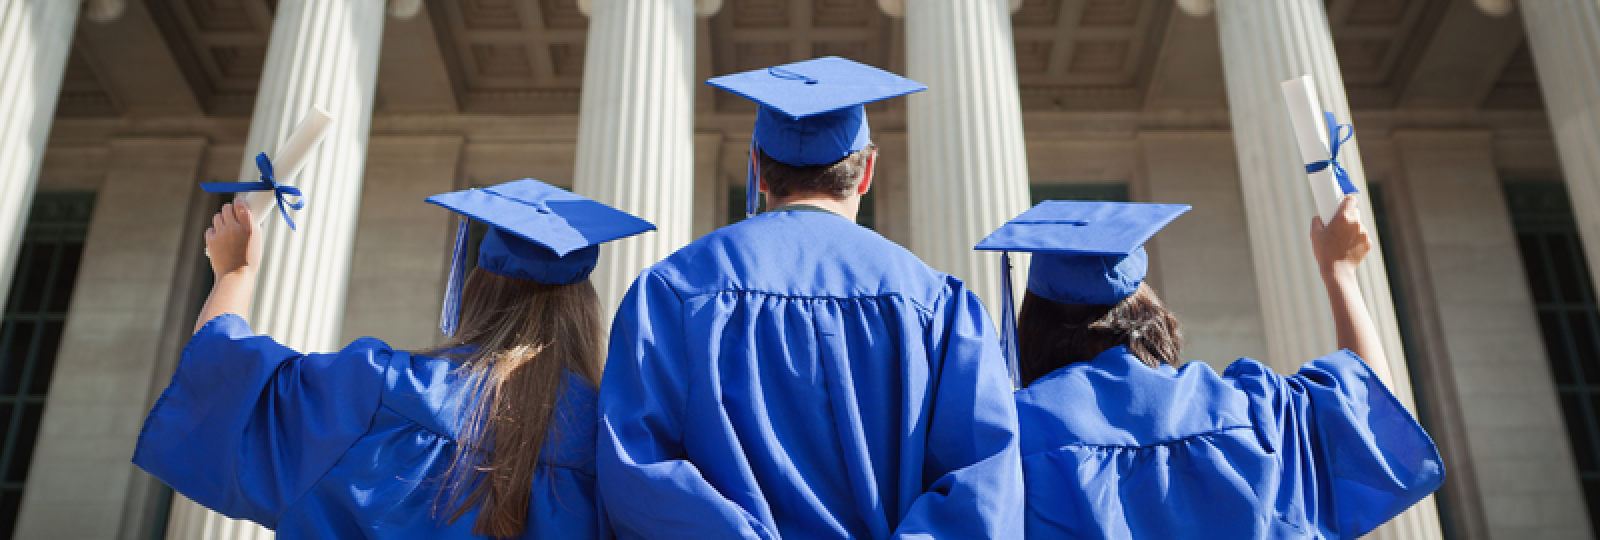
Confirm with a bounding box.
[881,0,1032,309]
[1210,1,1441,537]
[11,137,208,539]
[573,0,717,316]
[166,0,386,537]
[1521,2,1600,317]
[0,0,80,322]
[1390,130,1591,539]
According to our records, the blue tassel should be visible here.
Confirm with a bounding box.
[440,217,469,337]
[747,139,761,218]
[999,252,1021,388]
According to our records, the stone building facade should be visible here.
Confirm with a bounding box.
[0,0,1595,538]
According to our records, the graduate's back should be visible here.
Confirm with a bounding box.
[134,316,603,539]
[598,209,1024,539]
[134,179,655,538]
[1013,346,1441,539]
[984,199,1443,539]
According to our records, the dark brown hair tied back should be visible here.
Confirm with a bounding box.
[1016,282,1183,388]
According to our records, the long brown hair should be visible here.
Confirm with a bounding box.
[430,267,603,537]
[1016,282,1183,387]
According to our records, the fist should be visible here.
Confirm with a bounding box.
[206,197,264,277]
[1310,194,1371,272]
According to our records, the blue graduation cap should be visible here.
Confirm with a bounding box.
[426,179,656,336]
[975,200,1190,384]
[707,56,926,217]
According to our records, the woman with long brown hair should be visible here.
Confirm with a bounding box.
[134,179,653,538]
[978,196,1443,539]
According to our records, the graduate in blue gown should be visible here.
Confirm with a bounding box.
[976,196,1444,539]
[134,179,654,538]
[597,57,1024,539]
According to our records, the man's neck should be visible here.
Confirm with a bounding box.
[767,193,857,221]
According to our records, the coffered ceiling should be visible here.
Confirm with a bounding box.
[144,0,274,115]
[708,0,896,112]
[428,0,588,113]
[57,0,1540,119]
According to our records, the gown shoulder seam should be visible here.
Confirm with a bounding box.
[1030,424,1255,453]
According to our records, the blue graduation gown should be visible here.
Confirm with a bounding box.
[1014,346,1443,539]
[133,314,600,539]
[597,209,1024,539]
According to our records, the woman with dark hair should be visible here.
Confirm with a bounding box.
[978,195,1443,539]
[134,179,654,538]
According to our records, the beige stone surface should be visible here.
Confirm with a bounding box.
[15,137,208,540]
[1389,130,1591,539]
[1139,131,1268,371]
[339,135,464,351]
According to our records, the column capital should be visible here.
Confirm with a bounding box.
[389,0,423,19]
[877,0,1022,18]
[1475,0,1514,17]
[1176,0,1213,17]
[83,0,125,23]
[579,0,721,17]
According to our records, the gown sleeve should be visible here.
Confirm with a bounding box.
[597,273,775,539]
[1227,350,1444,537]
[132,314,388,529]
[892,281,1025,539]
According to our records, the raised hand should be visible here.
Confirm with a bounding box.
[1310,194,1371,273]
[206,197,264,279]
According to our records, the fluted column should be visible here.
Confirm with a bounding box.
[1521,2,1600,318]
[1211,1,1440,538]
[572,0,706,316]
[0,0,80,324]
[165,0,385,538]
[885,0,1032,308]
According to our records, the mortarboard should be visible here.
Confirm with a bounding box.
[707,56,926,217]
[426,179,656,336]
[975,200,1190,384]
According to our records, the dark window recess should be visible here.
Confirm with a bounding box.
[1030,183,1129,205]
[1506,180,1600,533]
[0,192,95,539]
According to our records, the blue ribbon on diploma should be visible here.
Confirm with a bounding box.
[1303,111,1360,196]
[199,153,306,230]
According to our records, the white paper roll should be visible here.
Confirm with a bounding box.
[246,107,333,226]
[1280,75,1346,225]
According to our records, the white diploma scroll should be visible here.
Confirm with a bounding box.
[246,107,333,227]
[1280,75,1346,226]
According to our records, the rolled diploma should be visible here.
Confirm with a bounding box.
[246,107,333,226]
[1280,75,1345,226]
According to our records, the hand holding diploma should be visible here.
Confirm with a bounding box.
[194,199,263,334]
[205,198,263,277]
[1281,75,1359,226]
[1311,194,1392,386]
[200,106,334,230]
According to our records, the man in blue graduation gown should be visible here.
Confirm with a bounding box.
[597,57,1025,539]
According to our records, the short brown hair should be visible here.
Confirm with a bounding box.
[757,143,876,199]
[1016,282,1183,387]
